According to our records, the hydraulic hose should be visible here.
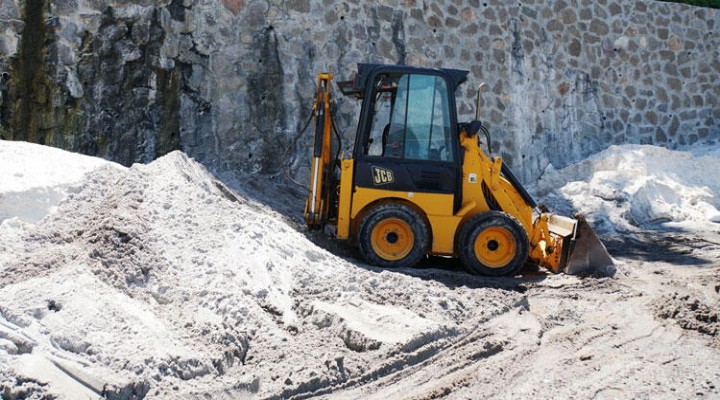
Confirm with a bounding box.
[479,123,492,155]
[282,110,315,189]
[282,102,344,189]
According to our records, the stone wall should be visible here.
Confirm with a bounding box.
[0,0,718,183]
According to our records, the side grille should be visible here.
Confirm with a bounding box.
[415,171,443,191]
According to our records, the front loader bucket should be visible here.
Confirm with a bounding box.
[563,217,614,276]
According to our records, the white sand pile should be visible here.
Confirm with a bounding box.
[0,141,520,399]
[0,141,123,224]
[534,144,720,235]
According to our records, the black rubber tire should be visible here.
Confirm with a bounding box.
[358,203,428,268]
[458,211,529,276]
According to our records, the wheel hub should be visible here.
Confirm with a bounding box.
[386,232,399,244]
[474,226,517,268]
[371,218,414,261]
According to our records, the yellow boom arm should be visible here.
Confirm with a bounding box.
[304,73,334,229]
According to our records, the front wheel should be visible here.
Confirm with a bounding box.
[458,211,529,276]
[358,204,428,268]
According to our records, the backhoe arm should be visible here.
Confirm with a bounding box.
[304,73,335,229]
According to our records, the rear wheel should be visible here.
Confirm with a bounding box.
[458,211,529,276]
[358,204,428,268]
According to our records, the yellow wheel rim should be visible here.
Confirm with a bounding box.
[474,226,517,268]
[371,218,414,261]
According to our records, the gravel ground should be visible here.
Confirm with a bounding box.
[1,141,718,399]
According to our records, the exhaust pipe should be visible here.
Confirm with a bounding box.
[475,82,487,120]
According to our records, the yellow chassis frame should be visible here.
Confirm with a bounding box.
[334,130,569,272]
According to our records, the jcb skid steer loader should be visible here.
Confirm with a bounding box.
[304,64,612,276]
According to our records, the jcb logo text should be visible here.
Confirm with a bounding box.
[372,167,394,185]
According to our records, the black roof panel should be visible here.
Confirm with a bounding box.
[339,63,469,99]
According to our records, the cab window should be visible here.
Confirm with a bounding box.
[364,73,454,162]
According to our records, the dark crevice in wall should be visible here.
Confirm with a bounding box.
[13,0,46,142]
[155,67,182,159]
[0,71,10,138]
[8,0,59,145]
[247,26,287,173]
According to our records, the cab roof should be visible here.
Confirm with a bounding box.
[337,63,469,99]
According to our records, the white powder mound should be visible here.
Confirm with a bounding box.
[0,141,124,224]
[0,143,520,399]
[534,144,720,235]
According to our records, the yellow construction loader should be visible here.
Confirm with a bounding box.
[303,64,612,276]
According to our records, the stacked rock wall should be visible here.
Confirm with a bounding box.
[0,0,718,182]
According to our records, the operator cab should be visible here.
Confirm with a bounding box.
[338,64,468,209]
[362,73,455,162]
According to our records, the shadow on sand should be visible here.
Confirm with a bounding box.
[603,228,719,266]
